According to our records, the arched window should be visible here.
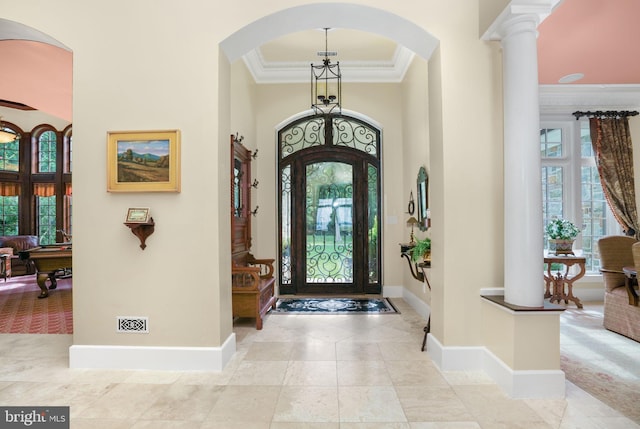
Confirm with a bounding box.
[0,121,22,235]
[0,122,72,243]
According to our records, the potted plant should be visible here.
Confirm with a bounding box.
[545,218,580,255]
[411,237,431,262]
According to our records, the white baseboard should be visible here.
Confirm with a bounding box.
[426,334,565,398]
[383,284,403,298]
[574,288,603,303]
[69,333,237,371]
[401,286,431,320]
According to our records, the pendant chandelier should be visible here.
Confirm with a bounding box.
[0,118,19,144]
[311,28,341,115]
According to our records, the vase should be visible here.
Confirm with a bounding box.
[550,239,574,255]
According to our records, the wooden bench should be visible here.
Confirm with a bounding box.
[231,252,276,330]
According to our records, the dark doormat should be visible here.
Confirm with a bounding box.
[271,297,399,314]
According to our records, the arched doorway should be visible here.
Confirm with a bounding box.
[278,112,381,295]
[0,19,73,335]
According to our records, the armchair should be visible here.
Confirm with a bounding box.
[598,235,640,342]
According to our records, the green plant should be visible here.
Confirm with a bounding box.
[545,218,580,240]
[411,237,431,262]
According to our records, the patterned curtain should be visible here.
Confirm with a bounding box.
[589,117,640,239]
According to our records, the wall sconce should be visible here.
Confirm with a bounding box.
[406,216,419,245]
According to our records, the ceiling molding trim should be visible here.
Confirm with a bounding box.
[243,46,415,84]
[539,84,640,113]
[482,0,563,40]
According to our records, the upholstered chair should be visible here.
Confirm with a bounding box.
[598,235,640,342]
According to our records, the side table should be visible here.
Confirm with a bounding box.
[399,243,431,351]
[544,255,585,308]
[0,247,13,281]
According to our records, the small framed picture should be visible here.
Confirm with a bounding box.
[125,208,150,223]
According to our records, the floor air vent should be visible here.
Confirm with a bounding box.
[117,316,149,333]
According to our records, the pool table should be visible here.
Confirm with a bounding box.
[19,245,72,299]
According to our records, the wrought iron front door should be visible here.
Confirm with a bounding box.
[279,113,381,295]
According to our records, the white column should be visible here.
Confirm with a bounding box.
[484,2,563,307]
[501,15,544,307]
[479,6,548,308]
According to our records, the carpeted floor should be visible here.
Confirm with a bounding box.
[560,303,640,424]
[272,297,398,314]
[0,274,72,334]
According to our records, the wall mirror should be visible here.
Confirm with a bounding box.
[417,166,428,231]
[233,157,243,217]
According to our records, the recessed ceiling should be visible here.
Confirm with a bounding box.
[244,28,414,83]
[260,29,397,63]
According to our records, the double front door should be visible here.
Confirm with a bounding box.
[278,114,381,295]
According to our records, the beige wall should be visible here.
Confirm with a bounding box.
[428,2,504,346]
[482,299,561,370]
[250,80,406,289]
[1,0,570,372]
[401,56,431,300]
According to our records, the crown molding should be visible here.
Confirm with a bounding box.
[482,0,562,40]
[539,84,640,114]
[242,46,415,84]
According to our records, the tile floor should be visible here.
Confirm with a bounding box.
[0,298,638,428]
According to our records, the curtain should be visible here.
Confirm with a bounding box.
[0,182,20,196]
[589,117,640,239]
[33,183,55,197]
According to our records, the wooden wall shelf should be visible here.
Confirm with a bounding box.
[124,218,155,250]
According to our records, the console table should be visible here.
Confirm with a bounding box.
[544,255,585,309]
[400,243,431,351]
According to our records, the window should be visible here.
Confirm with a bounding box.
[0,196,18,235]
[0,123,71,242]
[0,129,19,172]
[36,193,56,244]
[37,130,57,173]
[541,119,619,273]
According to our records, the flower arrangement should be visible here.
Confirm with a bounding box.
[545,218,580,240]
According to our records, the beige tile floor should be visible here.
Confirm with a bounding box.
[0,298,638,428]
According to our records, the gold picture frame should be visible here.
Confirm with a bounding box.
[125,208,151,223]
[107,130,180,192]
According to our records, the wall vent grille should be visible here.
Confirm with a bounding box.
[117,317,149,333]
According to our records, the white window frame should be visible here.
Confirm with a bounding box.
[541,115,621,276]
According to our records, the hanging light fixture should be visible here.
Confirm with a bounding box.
[311,28,341,114]
[0,118,19,144]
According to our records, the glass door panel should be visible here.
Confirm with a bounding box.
[305,162,354,286]
[367,163,379,284]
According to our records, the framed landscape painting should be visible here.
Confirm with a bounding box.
[107,130,180,192]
